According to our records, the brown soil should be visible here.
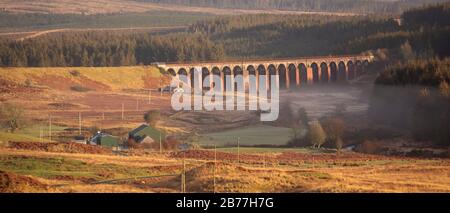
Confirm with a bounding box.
[0,79,42,96]
[8,141,112,154]
[142,73,171,89]
[169,150,260,163]
[0,170,47,192]
[49,175,96,183]
[47,102,80,109]
[34,75,110,91]
[169,149,395,165]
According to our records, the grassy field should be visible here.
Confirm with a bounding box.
[0,155,159,180]
[0,147,449,193]
[0,132,50,143]
[0,123,75,143]
[216,147,333,153]
[0,11,211,31]
[199,124,292,146]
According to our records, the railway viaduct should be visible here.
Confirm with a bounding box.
[156,54,374,91]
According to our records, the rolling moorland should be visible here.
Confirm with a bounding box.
[0,1,449,192]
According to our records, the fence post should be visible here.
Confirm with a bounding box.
[101,112,105,131]
[263,153,266,168]
[160,78,163,96]
[237,137,240,164]
[40,126,43,143]
[159,133,162,154]
[48,115,52,141]
[312,156,315,169]
[78,112,82,135]
[121,103,124,120]
[183,156,186,193]
[213,144,217,193]
[148,90,151,104]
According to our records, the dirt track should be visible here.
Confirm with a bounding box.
[7,26,186,41]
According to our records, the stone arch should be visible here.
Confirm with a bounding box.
[178,68,187,75]
[361,60,370,76]
[268,64,277,90]
[338,61,346,82]
[233,66,243,76]
[330,62,338,82]
[267,64,276,73]
[355,60,363,77]
[233,66,244,92]
[177,68,188,86]
[189,68,196,88]
[167,68,176,76]
[299,63,307,84]
[257,64,266,75]
[211,67,221,90]
[247,65,256,75]
[202,67,210,89]
[320,62,329,83]
[347,61,355,80]
[363,60,369,66]
[211,67,221,75]
[247,65,257,90]
[278,64,287,89]
[223,66,232,92]
[257,64,267,89]
[311,63,319,83]
[288,64,297,87]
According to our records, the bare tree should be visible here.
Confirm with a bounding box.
[323,117,346,153]
[309,121,326,148]
[0,103,26,133]
[336,137,343,154]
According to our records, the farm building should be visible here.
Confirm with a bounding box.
[128,124,165,144]
[90,132,119,148]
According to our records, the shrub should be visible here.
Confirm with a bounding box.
[355,140,382,154]
[70,85,91,92]
[322,117,346,151]
[143,110,161,126]
[69,70,81,77]
[163,136,180,150]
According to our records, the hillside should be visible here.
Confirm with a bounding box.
[1,2,449,67]
[137,0,449,14]
[0,0,361,15]
[0,66,166,92]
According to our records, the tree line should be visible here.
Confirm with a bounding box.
[137,0,448,14]
[369,3,450,147]
[0,10,208,29]
[196,14,400,58]
[0,32,224,67]
[0,2,448,67]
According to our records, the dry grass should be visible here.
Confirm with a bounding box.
[0,66,163,91]
[1,147,449,193]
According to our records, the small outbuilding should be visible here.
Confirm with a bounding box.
[90,132,119,148]
[128,124,165,144]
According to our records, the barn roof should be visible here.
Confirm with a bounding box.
[129,124,165,143]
